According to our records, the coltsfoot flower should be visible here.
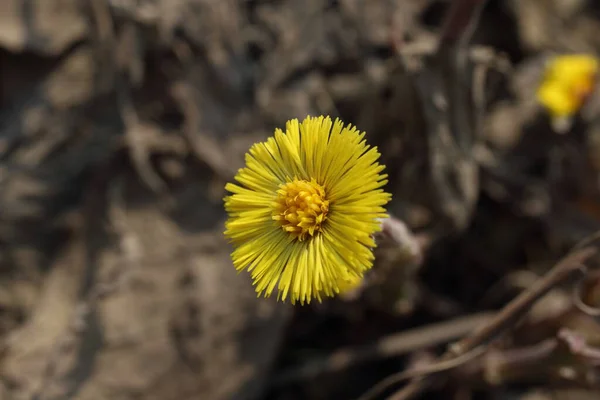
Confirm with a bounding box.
[536,54,598,130]
[224,115,391,304]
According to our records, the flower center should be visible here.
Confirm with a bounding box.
[273,178,329,240]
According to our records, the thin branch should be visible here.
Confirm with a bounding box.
[357,345,488,400]
[453,329,600,386]
[384,246,595,400]
[272,312,492,387]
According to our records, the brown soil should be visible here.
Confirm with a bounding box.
[2,1,600,400]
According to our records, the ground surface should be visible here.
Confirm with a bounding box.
[2,1,600,400]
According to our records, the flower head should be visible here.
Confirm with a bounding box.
[536,54,598,124]
[224,115,391,304]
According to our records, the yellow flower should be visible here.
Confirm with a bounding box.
[224,115,391,305]
[536,54,598,121]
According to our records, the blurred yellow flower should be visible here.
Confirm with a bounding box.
[224,115,390,305]
[536,54,598,123]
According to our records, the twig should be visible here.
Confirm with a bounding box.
[271,312,492,388]
[357,345,489,400]
[453,338,559,385]
[453,329,600,386]
[385,246,595,400]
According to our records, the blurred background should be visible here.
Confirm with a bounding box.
[2,0,600,399]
